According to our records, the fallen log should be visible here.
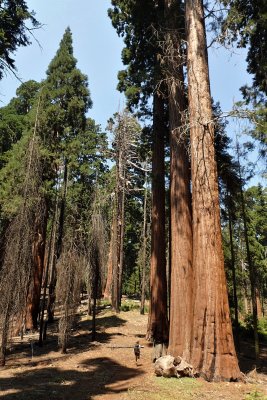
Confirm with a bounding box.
[154,355,195,378]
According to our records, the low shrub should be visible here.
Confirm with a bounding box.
[120,300,140,312]
[239,314,267,342]
[245,390,267,400]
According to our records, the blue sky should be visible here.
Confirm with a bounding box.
[0,0,124,130]
[0,0,251,129]
[2,0,265,185]
[1,1,264,185]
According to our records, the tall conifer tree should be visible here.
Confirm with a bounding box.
[185,0,241,380]
[164,0,193,361]
[109,0,169,355]
[38,27,92,324]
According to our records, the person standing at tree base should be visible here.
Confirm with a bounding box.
[134,341,141,363]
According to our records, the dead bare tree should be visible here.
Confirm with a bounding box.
[38,193,59,346]
[88,203,106,341]
[46,161,68,324]
[56,235,82,353]
[0,102,43,365]
[109,110,142,312]
[140,162,149,315]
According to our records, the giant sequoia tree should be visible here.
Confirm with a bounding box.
[164,0,193,361]
[185,0,241,380]
[109,0,169,351]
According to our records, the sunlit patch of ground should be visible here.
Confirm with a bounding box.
[0,306,266,400]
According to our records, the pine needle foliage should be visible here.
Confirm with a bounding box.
[0,0,40,79]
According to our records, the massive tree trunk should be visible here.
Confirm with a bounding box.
[25,200,48,330]
[186,0,241,381]
[164,0,193,361]
[147,92,169,357]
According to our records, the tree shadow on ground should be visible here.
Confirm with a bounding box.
[238,339,267,374]
[68,313,128,350]
[6,314,127,368]
[0,356,144,399]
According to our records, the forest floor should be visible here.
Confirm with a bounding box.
[0,301,267,400]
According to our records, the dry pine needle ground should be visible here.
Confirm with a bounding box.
[0,306,266,400]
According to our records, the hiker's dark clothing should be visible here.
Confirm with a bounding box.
[134,344,141,361]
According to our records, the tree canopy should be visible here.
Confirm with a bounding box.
[0,0,40,79]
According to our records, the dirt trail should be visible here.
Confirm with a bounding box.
[0,308,266,400]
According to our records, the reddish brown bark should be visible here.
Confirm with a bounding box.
[25,202,47,330]
[164,0,193,361]
[186,0,241,381]
[103,215,115,300]
[165,0,193,360]
[146,92,169,347]
[256,288,263,318]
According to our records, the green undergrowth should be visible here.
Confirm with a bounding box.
[126,377,202,400]
[99,299,112,308]
[126,376,267,400]
[239,316,267,342]
[98,298,149,313]
[120,302,139,312]
[245,390,267,400]
[120,299,148,313]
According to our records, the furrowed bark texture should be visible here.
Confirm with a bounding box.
[147,93,169,346]
[165,0,193,361]
[186,0,241,381]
